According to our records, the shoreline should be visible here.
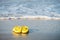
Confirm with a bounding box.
[0,16,60,20]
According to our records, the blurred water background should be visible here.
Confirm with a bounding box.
[0,0,60,18]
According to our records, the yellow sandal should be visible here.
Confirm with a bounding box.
[21,25,29,34]
[12,25,29,34]
[12,26,22,33]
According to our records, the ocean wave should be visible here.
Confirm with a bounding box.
[0,16,60,20]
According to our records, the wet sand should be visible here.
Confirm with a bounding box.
[0,20,60,40]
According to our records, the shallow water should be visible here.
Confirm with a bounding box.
[0,20,60,40]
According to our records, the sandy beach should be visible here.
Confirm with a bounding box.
[0,20,60,40]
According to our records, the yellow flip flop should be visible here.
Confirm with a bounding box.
[12,26,22,34]
[21,25,29,34]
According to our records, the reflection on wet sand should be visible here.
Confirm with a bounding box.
[12,32,21,37]
[12,32,28,37]
[12,32,28,38]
